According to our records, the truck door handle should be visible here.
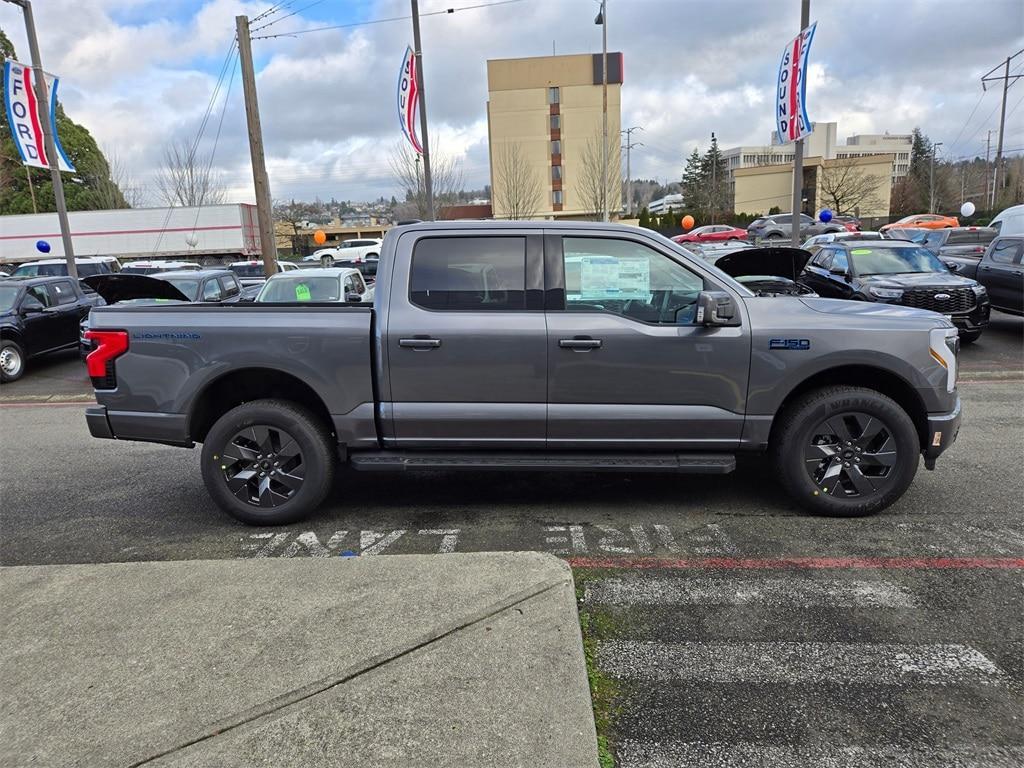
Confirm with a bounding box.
[399,337,441,350]
[559,337,602,350]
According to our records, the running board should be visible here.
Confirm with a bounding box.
[349,451,736,474]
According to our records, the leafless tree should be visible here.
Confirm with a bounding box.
[818,161,885,216]
[577,133,622,220]
[388,141,464,220]
[154,139,226,207]
[492,142,541,220]
[95,149,142,209]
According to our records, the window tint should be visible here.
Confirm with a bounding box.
[202,279,223,301]
[52,281,77,305]
[773,214,791,223]
[812,249,833,268]
[830,250,850,273]
[26,285,52,307]
[561,237,704,324]
[219,276,240,296]
[990,239,1023,264]
[410,237,526,311]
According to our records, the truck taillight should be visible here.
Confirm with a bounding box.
[84,330,129,389]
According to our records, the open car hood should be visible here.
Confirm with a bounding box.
[713,247,812,282]
[82,274,191,304]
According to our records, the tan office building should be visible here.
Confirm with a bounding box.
[733,154,895,218]
[487,53,622,219]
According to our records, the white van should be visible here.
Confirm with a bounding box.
[10,256,121,277]
[989,204,1024,236]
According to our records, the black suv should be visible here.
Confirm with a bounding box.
[800,240,991,343]
[0,276,105,381]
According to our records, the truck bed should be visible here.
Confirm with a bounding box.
[88,303,376,447]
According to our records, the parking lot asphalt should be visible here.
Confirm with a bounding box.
[1,310,1021,767]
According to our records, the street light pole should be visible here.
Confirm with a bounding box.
[621,126,642,217]
[929,141,943,214]
[595,0,608,222]
[6,0,77,277]
[410,0,435,220]
[790,0,810,247]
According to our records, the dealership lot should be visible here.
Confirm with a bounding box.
[1,311,1021,766]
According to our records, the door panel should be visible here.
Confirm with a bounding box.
[982,240,1024,312]
[385,232,547,447]
[545,233,749,449]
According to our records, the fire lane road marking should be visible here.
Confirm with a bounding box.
[584,577,917,608]
[617,742,1024,768]
[596,641,1007,686]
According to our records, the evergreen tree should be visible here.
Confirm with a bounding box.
[0,27,129,214]
[638,206,651,229]
[680,148,704,217]
[700,138,730,221]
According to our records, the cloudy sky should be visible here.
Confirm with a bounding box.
[2,0,1022,205]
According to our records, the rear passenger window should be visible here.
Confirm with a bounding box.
[219,276,240,296]
[410,237,526,311]
[52,281,77,305]
[202,280,223,301]
[990,239,1023,264]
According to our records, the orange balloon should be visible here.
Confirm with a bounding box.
[313,230,327,245]
[682,215,695,230]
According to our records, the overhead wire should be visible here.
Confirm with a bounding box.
[190,48,240,239]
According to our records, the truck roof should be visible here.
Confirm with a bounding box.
[392,220,645,234]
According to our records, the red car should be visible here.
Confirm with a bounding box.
[672,225,749,243]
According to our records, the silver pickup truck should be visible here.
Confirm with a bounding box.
[84,221,962,525]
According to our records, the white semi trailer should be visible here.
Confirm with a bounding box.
[0,204,261,266]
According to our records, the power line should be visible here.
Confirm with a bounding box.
[251,1,294,24]
[251,0,331,33]
[946,89,988,156]
[191,48,240,237]
[251,0,527,40]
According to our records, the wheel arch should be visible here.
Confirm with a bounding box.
[769,364,929,451]
[188,367,334,444]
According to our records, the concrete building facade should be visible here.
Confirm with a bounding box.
[721,122,912,194]
[733,154,895,218]
[487,52,622,219]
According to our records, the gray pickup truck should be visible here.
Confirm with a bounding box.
[942,235,1024,317]
[84,221,962,525]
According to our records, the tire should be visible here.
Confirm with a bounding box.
[0,340,25,382]
[771,386,920,517]
[959,329,983,344]
[366,253,379,259]
[200,399,336,525]
[766,232,784,240]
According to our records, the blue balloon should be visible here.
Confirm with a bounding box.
[35,240,51,253]
[819,209,833,223]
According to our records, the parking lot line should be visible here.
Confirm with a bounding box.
[569,556,1024,570]
[597,641,1007,685]
[584,576,917,608]
[616,741,1024,768]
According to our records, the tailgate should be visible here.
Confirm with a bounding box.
[88,304,375,430]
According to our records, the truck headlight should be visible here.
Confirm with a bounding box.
[869,286,904,299]
[929,327,958,393]
[971,283,987,296]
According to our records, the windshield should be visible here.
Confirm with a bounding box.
[257,276,341,302]
[160,277,200,300]
[851,246,948,275]
[0,285,20,312]
[228,264,265,277]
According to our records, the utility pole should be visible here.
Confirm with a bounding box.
[790,0,810,247]
[711,132,719,225]
[236,15,278,276]
[6,0,77,276]
[982,49,1022,210]
[410,0,434,219]
[595,0,608,221]
[985,130,992,208]
[621,126,643,217]
[928,142,943,213]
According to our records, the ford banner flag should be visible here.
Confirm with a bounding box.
[3,59,75,172]
[396,45,423,155]
[775,23,817,145]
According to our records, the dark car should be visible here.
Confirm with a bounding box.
[942,235,1024,317]
[0,276,105,382]
[918,227,998,261]
[832,215,862,231]
[801,240,991,343]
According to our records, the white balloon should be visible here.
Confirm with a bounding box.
[185,234,199,247]
[960,202,976,218]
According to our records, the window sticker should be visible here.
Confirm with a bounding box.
[571,255,651,301]
[850,248,872,255]
[295,283,312,301]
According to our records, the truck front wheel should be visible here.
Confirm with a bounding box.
[200,399,335,525]
[772,386,919,517]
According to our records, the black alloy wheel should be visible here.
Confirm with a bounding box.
[218,425,305,507]
[804,411,897,498]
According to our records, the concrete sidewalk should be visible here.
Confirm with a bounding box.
[1,553,598,767]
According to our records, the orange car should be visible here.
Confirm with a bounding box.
[880,214,959,233]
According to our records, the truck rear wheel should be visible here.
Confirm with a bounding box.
[200,399,335,525]
[0,340,25,382]
[771,386,919,517]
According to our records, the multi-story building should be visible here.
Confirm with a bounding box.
[487,52,622,219]
[647,193,685,215]
[720,122,912,195]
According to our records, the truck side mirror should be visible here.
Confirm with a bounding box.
[944,261,960,272]
[345,292,363,303]
[695,290,740,327]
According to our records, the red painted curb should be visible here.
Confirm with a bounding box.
[568,556,1024,570]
